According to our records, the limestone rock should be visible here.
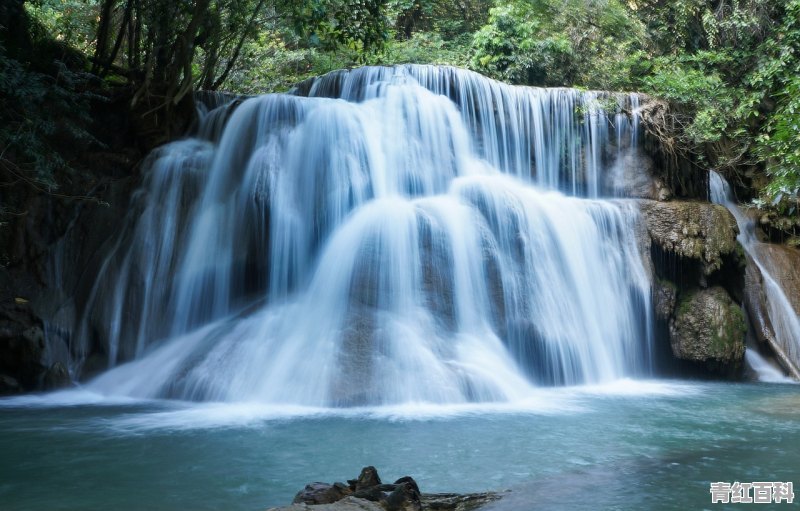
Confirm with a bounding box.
[637,200,740,275]
[274,467,489,511]
[653,279,677,320]
[350,466,382,492]
[420,493,501,511]
[743,247,800,379]
[670,287,746,367]
[293,483,353,505]
[750,244,800,314]
[268,496,385,511]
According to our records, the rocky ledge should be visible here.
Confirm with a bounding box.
[637,199,747,374]
[267,467,500,511]
[638,200,739,275]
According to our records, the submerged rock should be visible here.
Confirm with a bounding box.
[638,200,739,275]
[670,287,746,368]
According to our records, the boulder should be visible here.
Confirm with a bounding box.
[670,287,746,368]
[293,483,353,505]
[269,496,385,511]
[383,480,421,511]
[350,466,382,492]
[637,200,740,275]
[273,467,476,511]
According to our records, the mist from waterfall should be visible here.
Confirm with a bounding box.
[78,65,655,405]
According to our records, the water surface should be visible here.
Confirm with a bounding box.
[1,380,798,510]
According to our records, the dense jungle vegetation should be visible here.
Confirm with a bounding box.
[1,0,799,222]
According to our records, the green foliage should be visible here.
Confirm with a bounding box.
[9,0,800,215]
[386,0,490,39]
[379,31,471,67]
[220,30,356,93]
[0,43,99,193]
[635,0,799,197]
[290,0,389,56]
[642,57,743,146]
[24,0,98,54]
[753,0,800,208]
[469,0,645,89]
[758,77,800,205]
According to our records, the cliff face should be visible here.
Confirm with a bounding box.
[636,199,748,375]
[745,246,800,379]
[0,88,142,394]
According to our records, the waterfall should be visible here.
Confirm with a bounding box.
[81,65,655,405]
[709,171,799,382]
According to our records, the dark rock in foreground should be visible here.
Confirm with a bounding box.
[268,467,500,511]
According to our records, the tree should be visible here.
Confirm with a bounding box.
[470,0,646,89]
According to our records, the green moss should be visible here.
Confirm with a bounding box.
[657,277,677,292]
[710,301,746,356]
[676,290,695,318]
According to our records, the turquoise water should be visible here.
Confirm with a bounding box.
[0,380,798,510]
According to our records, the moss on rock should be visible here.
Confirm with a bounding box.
[638,200,740,275]
[669,286,746,368]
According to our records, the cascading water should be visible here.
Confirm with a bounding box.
[78,65,655,405]
[709,170,799,382]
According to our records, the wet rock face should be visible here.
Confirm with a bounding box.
[280,496,385,511]
[750,244,800,315]
[653,279,677,321]
[638,200,740,275]
[744,246,800,378]
[636,198,749,377]
[0,305,45,394]
[294,482,354,505]
[608,148,672,201]
[670,287,746,369]
[280,467,420,511]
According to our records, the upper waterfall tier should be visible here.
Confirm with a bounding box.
[78,65,655,405]
[295,65,644,197]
